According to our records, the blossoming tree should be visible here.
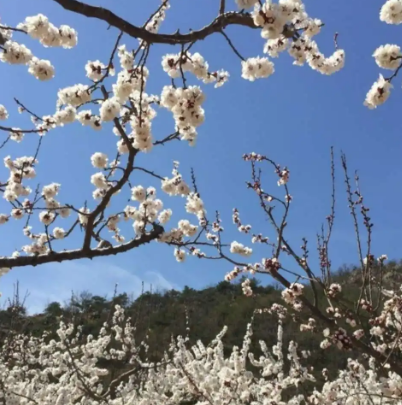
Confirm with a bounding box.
[0,0,349,266]
[1,0,402,402]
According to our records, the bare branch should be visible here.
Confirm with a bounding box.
[132,167,165,181]
[0,134,11,150]
[14,99,44,122]
[153,131,180,146]
[220,29,245,61]
[219,0,226,15]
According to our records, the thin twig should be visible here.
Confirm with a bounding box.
[132,167,165,181]
[220,29,245,61]
[0,134,10,150]
[153,131,180,146]
[14,99,43,122]
[0,125,47,134]
[219,0,226,14]
[87,30,123,92]
[0,25,27,34]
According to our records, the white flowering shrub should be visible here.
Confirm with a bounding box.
[0,304,400,404]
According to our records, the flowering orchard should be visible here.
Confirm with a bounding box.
[1,0,402,403]
[0,301,401,405]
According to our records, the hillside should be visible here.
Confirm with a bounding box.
[4,260,401,388]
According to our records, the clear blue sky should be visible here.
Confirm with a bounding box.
[1,0,401,313]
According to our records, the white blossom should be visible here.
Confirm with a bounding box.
[174,248,186,262]
[230,241,253,257]
[364,74,393,109]
[99,97,121,121]
[53,227,65,239]
[91,172,108,189]
[158,209,172,224]
[373,44,402,69]
[58,84,91,107]
[39,211,55,225]
[91,152,108,169]
[0,41,33,64]
[28,57,55,80]
[241,57,275,81]
[11,208,24,220]
[380,0,402,24]
[0,105,8,120]
[131,185,146,202]
[85,60,106,80]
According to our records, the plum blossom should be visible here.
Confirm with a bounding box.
[0,105,9,120]
[380,0,402,24]
[91,152,108,169]
[364,74,393,109]
[27,57,55,80]
[230,241,253,257]
[241,57,275,81]
[373,44,402,70]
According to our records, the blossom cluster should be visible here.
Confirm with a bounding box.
[160,85,205,145]
[233,208,252,233]
[145,0,171,34]
[230,241,253,257]
[380,0,402,25]
[238,0,345,81]
[365,2,402,108]
[162,51,229,87]
[1,14,77,80]
[281,282,304,311]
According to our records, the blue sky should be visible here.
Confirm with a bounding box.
[1,0,402,314]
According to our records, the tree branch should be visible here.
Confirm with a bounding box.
[132,167,165,181]
[0,224,163,268]
[220,29,245,61]
[81,86,138,251]
[51,0,257,45]
[219,0,226,15]
[0,125,47,134]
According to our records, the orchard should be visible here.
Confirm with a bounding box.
[0,0,402,403]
